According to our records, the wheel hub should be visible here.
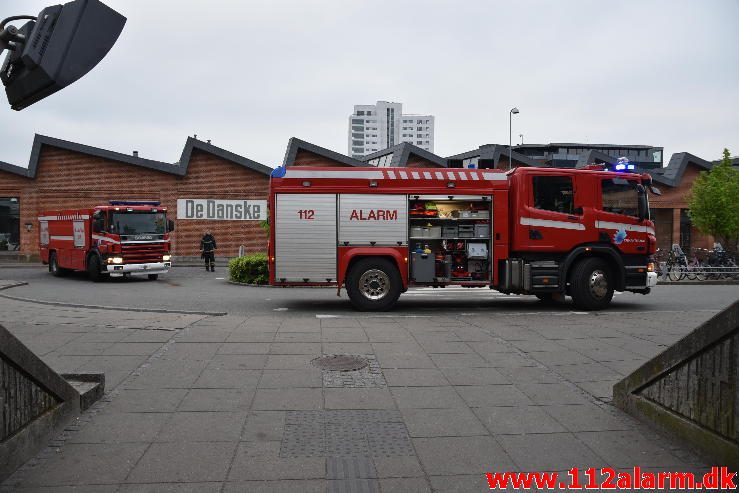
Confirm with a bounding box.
[358,269,390,300]
[589,269,608,299]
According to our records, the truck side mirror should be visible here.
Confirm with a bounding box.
[637,185,649,222]
[167,219,175,233]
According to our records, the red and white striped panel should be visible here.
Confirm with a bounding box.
[382,169,506,181]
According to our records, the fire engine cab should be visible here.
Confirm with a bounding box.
[268,165,659,311]
[39,201,174,281]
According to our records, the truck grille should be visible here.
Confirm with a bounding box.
[121,242,167,264]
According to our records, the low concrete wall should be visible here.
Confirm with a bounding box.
[614,300,739,468]
[0,325,81,482]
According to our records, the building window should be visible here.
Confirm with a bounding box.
[0,197,20,251]
[533,176,574,214]
[356,111,365,116]
[352,119,363,124]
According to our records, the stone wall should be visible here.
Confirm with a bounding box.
[613,300,739,467]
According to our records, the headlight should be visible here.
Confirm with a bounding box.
[647,262,655,272]
[111,257,123,264]
[163,254,171,261]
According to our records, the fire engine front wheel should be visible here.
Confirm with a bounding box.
[569,257,614,310]
[346,258,402,311]
[87,255,108,283]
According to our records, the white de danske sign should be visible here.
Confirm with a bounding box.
[177,199,267,221]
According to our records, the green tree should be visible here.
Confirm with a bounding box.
[688,148,739,249]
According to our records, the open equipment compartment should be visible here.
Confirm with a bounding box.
[408,194,493,285]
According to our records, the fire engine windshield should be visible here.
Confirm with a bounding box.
[110,212,166,235]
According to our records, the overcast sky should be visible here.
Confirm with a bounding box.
[1,0,737,169]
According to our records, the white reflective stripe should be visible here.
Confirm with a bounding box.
[38,215,90,221]
[470,172,479,180]
[50,235,74,241]
[399,171,408,179]
[596,221,655,235]
[422,171,432,179]
[520,217,586,231]
[446,171,455,180]
[387,170,397,179]
[482,172,508,181]
[92,235,120,244]
[458,171,468,181]
[284,170,385,179]
[434,171,444,179]
[411,171,420,179]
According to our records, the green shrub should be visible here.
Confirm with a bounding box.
[229,253,269,285]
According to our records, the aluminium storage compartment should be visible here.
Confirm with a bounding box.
[275,194,337,282]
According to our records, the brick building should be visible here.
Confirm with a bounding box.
[0,135,271,259]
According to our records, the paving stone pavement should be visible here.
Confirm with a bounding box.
[0,295,719,492]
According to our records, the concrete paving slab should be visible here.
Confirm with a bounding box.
[473,405,567,435]
[2,275,729,491]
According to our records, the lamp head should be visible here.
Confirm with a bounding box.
[510,107,520,114]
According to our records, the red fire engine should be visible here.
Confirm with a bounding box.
[268,165,659,311]
[39,201,174,281]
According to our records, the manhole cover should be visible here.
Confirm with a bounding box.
[312,354,368,372]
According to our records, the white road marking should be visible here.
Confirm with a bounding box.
[216,277,225,280]
[273,307,288,311]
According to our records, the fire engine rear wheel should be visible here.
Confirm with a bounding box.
[569,257,613,311]
[87,255,107,282]
[49,252,67,277]
[148,274,159,281]
[346,258,401,311]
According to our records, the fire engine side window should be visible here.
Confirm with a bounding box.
[532,176,574,214]
[602,179,638,217]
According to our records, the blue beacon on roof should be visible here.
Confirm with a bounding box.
[613,157,636,172]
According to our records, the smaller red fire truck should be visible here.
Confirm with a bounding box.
[39,201,174,281]
[268,164,660,311]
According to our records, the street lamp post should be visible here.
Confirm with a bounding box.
[509,107,519,170]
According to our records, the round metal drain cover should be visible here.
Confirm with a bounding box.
[311,354,368,372]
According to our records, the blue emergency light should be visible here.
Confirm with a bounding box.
[612,157,635,172]
[614,163,636,171]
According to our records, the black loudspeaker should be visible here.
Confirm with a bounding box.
[1,0,126,110]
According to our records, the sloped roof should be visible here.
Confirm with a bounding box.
[651,152,713,187]
[0,134,272,179]
[576,149,618,167]
[283,137,367,167]
[447,144,544,168]
[361,142,447,168]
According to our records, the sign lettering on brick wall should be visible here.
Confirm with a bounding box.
[177,199,267,221]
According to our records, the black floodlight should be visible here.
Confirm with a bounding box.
[0,0,125,111]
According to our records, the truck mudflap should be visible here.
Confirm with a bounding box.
[106,262,171,276]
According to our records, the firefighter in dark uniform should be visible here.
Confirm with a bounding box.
[200,231,217,271]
